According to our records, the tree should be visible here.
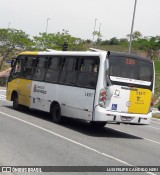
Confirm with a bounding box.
[100,39,110,45]
[0,28,33,70]
[133,36,160,59]
[127,31,142,41]
[92,31,102,44]
[84,39,92,44]
[33,30,85,51]
[109,37,119,45]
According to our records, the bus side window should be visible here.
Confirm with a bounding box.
[59,57,69,84]
[22,56,36,79]
[58,57,79,85]
[9,57,24,81]
[33,56,48,81]
[64,57,78,85]
[45,57,60,83]
[76,57,99,88]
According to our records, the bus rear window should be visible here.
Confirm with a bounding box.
[109,56,153,85]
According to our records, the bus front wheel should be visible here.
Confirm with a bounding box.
[51,103,62,124]
[13,94,20,110]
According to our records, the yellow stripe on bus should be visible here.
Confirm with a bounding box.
[128,88,152,114]
[19,52,38,55]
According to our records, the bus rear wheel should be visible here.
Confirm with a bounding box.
[90,121,107,127]
[13,94,20,110]
[51,104,62,124]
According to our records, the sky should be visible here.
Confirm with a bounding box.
[0,0,160,40]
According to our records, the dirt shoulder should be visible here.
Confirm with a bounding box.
[0,68,11,77]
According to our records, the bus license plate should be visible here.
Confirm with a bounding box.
[121,116,134,121]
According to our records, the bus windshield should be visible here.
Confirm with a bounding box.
[108,56,153,88]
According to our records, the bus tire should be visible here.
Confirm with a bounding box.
[51,103,62,124]
[13,93,20,110]
[90,121,107,127]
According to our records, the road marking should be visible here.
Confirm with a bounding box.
[152,119,160,123]
[109,127,160,146]
[147,125,160,130]
[0,94,6,101]
[0,98,6,100]
[0,94,6,97]
[0,111,156,175]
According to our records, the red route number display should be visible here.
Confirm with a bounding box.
[125,58,136,65]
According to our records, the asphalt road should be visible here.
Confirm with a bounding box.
[0,88,160,175]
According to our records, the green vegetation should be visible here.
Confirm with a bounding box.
[152,114,160,119]
[33,30,85,51]
[0,28,85,71]
[154,60,160,103]
[0,28,33,71]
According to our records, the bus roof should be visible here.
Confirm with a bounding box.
[18,50,152,63]
[19,50,103,57]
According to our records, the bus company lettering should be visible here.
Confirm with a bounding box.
[33,85,46,94]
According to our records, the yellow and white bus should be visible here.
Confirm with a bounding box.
[6,49,155,126]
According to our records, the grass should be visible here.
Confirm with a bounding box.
[153,60,160,105]
[154,60,160,73]
[152,114,160,120]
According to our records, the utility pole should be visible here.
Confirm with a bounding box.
[92,18,98,43]
[129,0,137,53]
[46,18,50,34]
[8,22,11,29]
[98,23,101,41]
